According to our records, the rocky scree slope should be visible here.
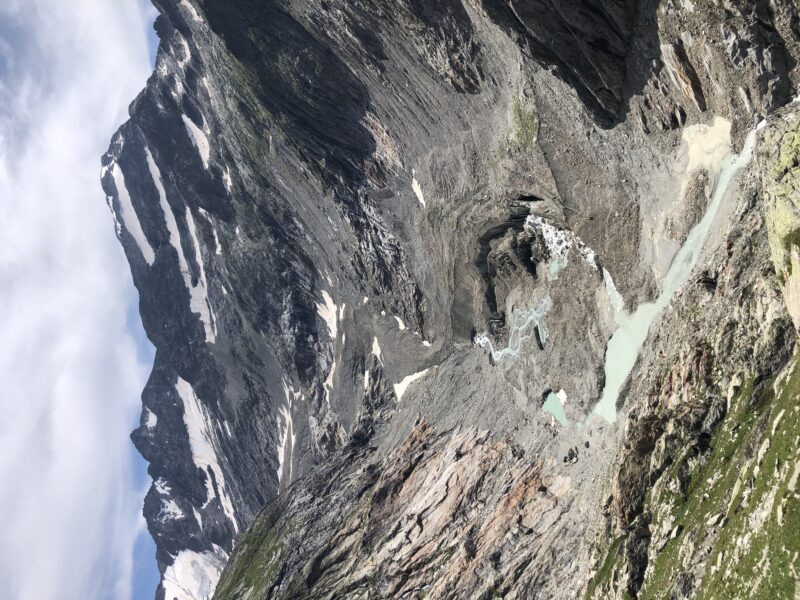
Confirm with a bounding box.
[100,0,800,598]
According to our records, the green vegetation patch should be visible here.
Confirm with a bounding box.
[638,359,800,600]
[213,503,286,600]
[586,535,625,598]
[693,363,800,600]
[764,116,800,282]
[512,99,538,147]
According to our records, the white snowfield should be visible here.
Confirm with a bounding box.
[316,291,342,405]
[145,408,158,429]
[185,207,218,343]
[394,368,430,401]
[162,547,228,600]
[315,291,338,342]
[411,169,425,207]
[110,163,155,265]
[372,336,383,364]
[146,147,217,343]
[182,114,211,169]
[175,377,237,532]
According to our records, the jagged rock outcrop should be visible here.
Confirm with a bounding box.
[763,106,800,328]
[215,421,575,599]
[102,0,800,598]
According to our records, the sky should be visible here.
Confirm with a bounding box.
[0,1,161,599]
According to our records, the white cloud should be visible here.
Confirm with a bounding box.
[0,1,156,599]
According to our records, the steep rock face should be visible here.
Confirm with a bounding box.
[763,107,800,327]
[482,0,641,122]
[101,0,800,598]
[587,163,797,598]
[215,419,616,600]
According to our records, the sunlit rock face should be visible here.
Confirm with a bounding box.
[762,108,800,329]
[102,0,800,598]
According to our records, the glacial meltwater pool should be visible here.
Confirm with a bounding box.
[592,121,758,423]
[543,390,569,426]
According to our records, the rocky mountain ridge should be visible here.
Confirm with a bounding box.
[101,0,800,598]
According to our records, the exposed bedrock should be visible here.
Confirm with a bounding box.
[100,0,800,597]
[484,0,642,123]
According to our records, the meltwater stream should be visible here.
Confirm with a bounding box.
[593,124,759,423]
[475,296,553,362]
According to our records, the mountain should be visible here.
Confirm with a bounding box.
[101,0,800,598]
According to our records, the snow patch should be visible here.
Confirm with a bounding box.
[526,215,599,278]
[315,291,338,342]
[146,147,217,343]
[162,548,228,600]
[110,163,155,265]
[174,35,192,70]
[179,0,202,22]
[534,217,572,262]
[199,208,222,255]
[170,75,186,102]
[182,114,211,169]
[422,340,432,347]
[145,409,158,429]
[394,316,406,331]
[412,169,425,207]
[158,499,185,522]
[277,381,300,484]
[154,478,171,495]
[394,369,430,401]
[175,378,237,531]
[324,358,336,406]
[185,209,218,342]
[372,337,383,365]
[104,195,122,237]
[363,369,370,391]
[316,291,341,405]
